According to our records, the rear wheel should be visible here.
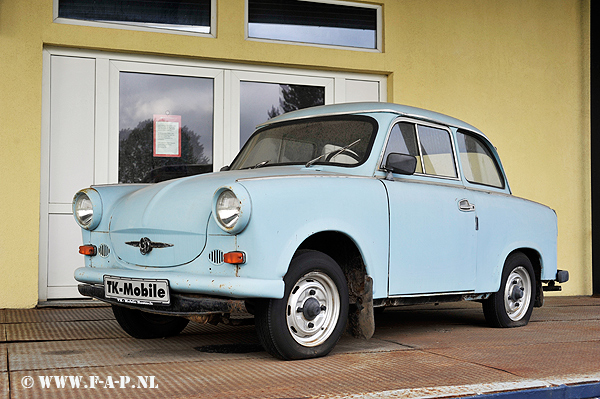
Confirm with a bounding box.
[112,305,189,338]
[255,250,349,360]
[483,252,536,328]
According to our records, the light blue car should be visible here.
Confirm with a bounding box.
[73,102,568,360]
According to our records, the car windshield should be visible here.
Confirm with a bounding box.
[230,116,377,170]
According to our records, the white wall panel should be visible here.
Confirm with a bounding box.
[345,79,380,103]
[49,56,95,204]
[47,214,83,288]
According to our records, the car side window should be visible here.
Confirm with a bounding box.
[456,131,504,188]
[382,122,423,173]
[417,125,458,178]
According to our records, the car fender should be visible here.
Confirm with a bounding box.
[234,175,390,299]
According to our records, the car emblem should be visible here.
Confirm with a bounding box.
[125,237,173,255]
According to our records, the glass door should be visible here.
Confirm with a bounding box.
[119,72,214,183]
[109,61,224,183]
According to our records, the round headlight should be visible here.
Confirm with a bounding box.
[73,189,102,230]
[75,193,94,227]
[212,184,251,234]
[216,190,241,229]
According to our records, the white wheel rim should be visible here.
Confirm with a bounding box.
[504,266,531,321]
[286,271,340,347]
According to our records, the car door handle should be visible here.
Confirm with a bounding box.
[458,199,475,212]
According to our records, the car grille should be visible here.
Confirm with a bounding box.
[98,244,110,258]
[208,249,224,265]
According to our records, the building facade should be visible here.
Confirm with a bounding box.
[0,0,591,308]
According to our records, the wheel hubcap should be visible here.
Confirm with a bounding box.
[286,271,340,347]
[504,266,531,321]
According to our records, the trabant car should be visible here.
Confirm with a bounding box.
[73,102,568,360]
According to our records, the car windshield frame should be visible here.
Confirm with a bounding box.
[229,115,379,170]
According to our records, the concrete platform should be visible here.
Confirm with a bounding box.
[1,296,599,398]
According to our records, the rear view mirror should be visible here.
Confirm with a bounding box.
[385,153,417,175]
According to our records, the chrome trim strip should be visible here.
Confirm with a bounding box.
[236,174,372,182]
[387,290,476,299]
[258,107,490,140]
[376,175,467,190]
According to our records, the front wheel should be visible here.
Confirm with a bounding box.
[112,305,189,339]
[255,251,349,360]
[483,252,536,328]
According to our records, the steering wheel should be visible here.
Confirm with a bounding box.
[325,149,361,163]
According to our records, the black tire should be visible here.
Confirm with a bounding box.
[483,252,536,328]
[255,250,349,360]
[112,305,189,339]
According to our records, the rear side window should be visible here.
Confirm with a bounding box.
[456,131,504,188]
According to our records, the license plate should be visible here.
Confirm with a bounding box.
[104,276,170,305]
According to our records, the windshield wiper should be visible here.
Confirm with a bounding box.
[252,160,270,169]
[305,139,361,168]
[240,160,270,170]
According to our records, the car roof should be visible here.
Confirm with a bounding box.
[259,102,488,139]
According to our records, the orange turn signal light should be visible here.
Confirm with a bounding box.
[79,245,97,256]
[224,251,246,264]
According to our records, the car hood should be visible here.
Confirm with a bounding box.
[108,166,340,267]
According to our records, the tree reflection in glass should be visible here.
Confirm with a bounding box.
[240,82,324,148]
[119,72,213,183]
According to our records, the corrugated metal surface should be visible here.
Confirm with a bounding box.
[8,350,517,399]
[373,313,600,350]
[0,372,8,399]
[0,345,6,373]
[5,307,113,323]
[2,297,599,398]
[9,329,265,372]
[5,320,129,342]
[430,341,600,379]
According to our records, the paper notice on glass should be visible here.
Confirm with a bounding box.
[153,115,182,157]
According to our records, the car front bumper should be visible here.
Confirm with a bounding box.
[78,283,249,317]
[74,267,285,299]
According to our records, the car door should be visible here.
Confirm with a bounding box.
[382,121,477,295]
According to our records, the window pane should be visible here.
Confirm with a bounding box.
[231,116,376,170]
[457,131,504,188]
[248,0,377,49]
[240,82,325,148]
[382,122,422,173]
[119,72,213,183]
[418,125,457,178]
[58,0,211,33]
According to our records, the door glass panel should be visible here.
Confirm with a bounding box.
[119,72,213,183]
[239,81,325,148]
[382,122,422,173]
[417,125,457,178]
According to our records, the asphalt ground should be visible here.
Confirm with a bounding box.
[1,296,599,399]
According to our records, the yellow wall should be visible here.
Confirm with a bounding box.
[0,0,590,307]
